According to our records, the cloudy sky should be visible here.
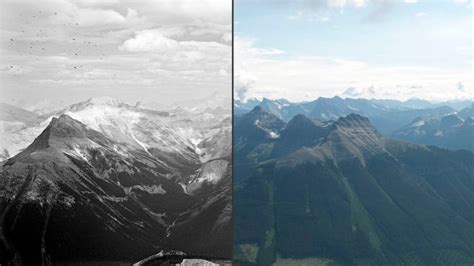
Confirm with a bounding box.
[0,0,231,109]
[235,0,472,102]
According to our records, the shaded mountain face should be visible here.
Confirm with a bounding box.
[0,111,231,263]
[234,107,286,184]
[234,110,474,266]
[234,106,286,147]
[271,114,331,158]
[0,104,46,162]
[459,103,474,119]
[0,103,41,125]
[392,113,474,152]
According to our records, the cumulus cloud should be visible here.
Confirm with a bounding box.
[341,86,376,98]
[119,29,180,52]
[235,72,257,101]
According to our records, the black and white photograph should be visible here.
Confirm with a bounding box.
[0,0,232,264]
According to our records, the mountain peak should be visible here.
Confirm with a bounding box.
[65,96,122,113]
[235,106,286,142]
[46,114,90,140]
[274,114,329,154]
[440,114,463,128]
[16,114,109,158]
[286,114,314,128]
[335,113,373,129]
[250,105,264,113]
[322,114,384,166]
[86,96,119,106]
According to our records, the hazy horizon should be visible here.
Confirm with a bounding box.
[234,94,474,104]
[1,89,228,113]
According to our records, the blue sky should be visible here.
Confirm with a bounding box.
[235,0,472,102]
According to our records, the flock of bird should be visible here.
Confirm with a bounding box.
[8,10,108,72]
[6,10,112,105]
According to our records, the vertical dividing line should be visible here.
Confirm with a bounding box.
[231,0,235,263]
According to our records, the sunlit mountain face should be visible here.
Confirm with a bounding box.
[233,100,474,266]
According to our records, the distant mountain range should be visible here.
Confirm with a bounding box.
[0,97,231,264]
[392,108,474,152]
[234,107,474,265]
[235,97,474,151]
[235,97,473,117]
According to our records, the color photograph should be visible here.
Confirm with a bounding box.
[234,0,473,265]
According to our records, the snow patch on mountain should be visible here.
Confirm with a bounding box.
[197,160,228,184]
[269,131,279,139]
[125,184,166,195]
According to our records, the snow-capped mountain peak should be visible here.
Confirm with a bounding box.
[85,96,119,106]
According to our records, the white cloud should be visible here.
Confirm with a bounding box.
[120,0,231,25]
[287,0,367,22]
[119,29,180,52]
[73,0,119,7]
[328,0,366,8]
[76,8,128,27]
[404,0,418,3]
[235,36,472,101]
